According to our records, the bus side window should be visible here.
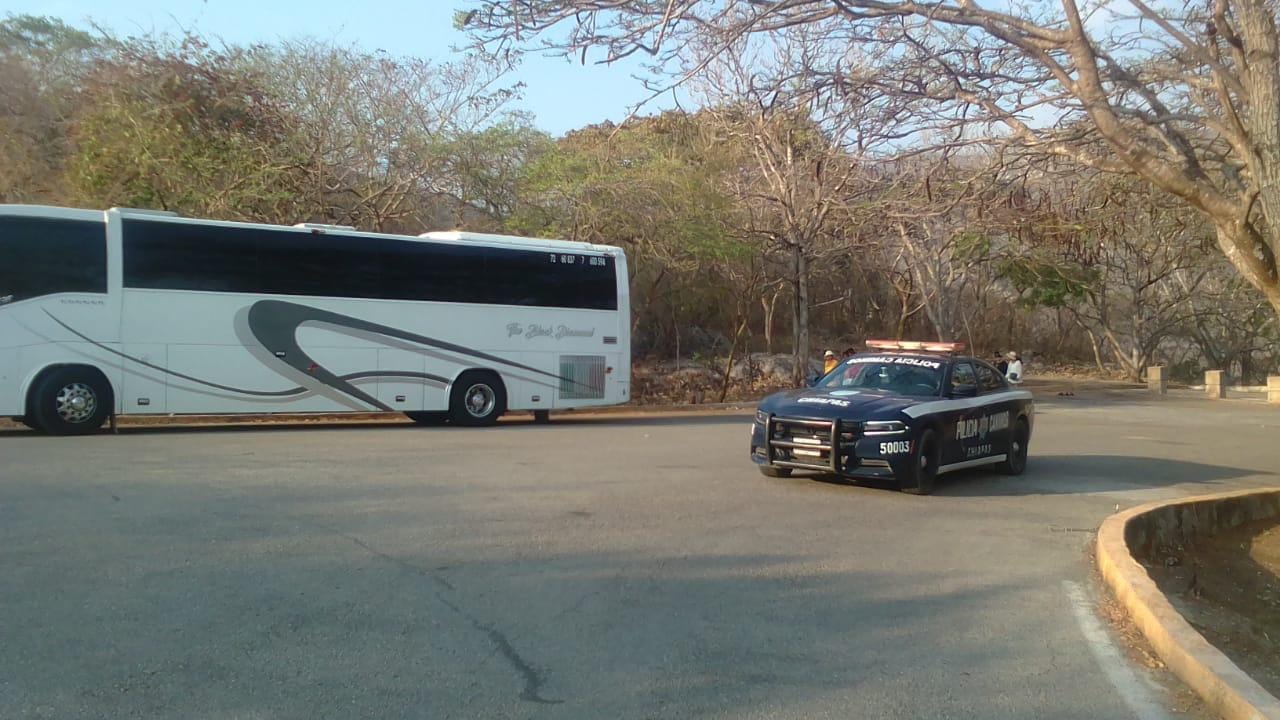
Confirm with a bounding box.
[0,217,106,301]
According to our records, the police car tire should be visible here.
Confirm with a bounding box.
[900,428,939,495]
[998,418,1030,475]
[759,466,792,478]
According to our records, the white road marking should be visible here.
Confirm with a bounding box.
[1063,580,1173,720]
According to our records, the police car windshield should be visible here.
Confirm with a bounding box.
[817,355,944,397]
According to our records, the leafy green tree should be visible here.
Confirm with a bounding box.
[0,14,100,202]
[510,112,756,357]
[67,35,303,219]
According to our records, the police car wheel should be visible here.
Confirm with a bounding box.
[899,428,939,495]
[998,419,1030,475]
[759,466,792,478]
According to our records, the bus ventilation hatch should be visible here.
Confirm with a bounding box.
[559,355,606,399]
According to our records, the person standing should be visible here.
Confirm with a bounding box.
[993,351,1009,375]
[823,350,838,374]
[1005,352,1024,384]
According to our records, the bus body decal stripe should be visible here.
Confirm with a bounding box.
[44,310,450,401]
[244,299,596,406]
[46,297,599,411]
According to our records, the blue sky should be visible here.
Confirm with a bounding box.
[2,0,677,135]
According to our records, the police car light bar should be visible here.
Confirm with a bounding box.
[865,339,967,354]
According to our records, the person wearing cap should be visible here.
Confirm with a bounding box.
[823,350,838,374]
[1005,351,1024,384]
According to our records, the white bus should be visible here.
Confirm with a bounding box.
[0,205,631,435]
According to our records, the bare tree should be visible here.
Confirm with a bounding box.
[871,151,1015,343]
[1002,174,1220,379]
[258,41,518,231]
[693,36,892,382]
[461,0,1280,319]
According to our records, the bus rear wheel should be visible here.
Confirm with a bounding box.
[29,366,112,436]
[448,371,506,427]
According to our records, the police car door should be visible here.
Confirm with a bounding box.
[941,362,980,466]
[974,362,1015,457]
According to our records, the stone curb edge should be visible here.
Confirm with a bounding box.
[1095,488,1280,720]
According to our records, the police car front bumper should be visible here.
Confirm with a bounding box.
[750,413,912,477]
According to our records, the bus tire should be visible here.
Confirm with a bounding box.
[406,411,448,426]
[448,371,506,427]
[28,366,113,436]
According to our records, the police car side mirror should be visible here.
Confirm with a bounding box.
[806,375,820,387]
[950,384,978,398]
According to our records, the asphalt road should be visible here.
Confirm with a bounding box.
[2,392,1277,720]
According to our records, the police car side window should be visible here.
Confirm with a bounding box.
[951,362,977,391]
[976,364,1005,392]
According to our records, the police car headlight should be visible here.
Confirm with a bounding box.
[865,420,907,435]
[755,409,769,425]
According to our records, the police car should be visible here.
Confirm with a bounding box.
[750,340,1034,494]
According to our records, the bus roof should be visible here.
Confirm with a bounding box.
[0,204,623,254]
[0,204,104,222]
[422,230,619,254]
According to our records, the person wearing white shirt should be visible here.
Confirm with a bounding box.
[1005,352,1024,384]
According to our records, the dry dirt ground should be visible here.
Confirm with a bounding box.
[1147,519,1280,698]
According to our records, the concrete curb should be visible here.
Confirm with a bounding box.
[1096,488,1280,720]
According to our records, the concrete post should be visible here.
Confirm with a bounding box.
[1147,366,1167,395]
[1268,376,1280,405]
[1204,370,1225,399]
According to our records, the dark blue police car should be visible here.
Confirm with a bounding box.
[750,341,1034,494]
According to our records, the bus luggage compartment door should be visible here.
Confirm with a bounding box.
[376,349,427,411]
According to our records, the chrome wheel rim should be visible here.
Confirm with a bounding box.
[55,383,97,424]
[918,438,934,473]
[464,383,496,418]
[1011,430,1028,468]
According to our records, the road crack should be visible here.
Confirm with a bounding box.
[321,524,562,705]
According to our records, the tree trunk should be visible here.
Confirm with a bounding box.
[791,245,811,386]
[761,287,780,354]
[1104,327,1143,382]
[1215,224,1280,319]
[1084,327,1107,374]
[719,311,750,403]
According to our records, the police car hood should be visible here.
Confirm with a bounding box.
[758,387,925,420]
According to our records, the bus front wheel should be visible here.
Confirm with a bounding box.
[449,371,506,427]
[28,366,113,436]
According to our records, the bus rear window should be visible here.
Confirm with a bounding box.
[0,217,107,303]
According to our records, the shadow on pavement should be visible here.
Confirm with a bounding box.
[935,454,1268,497]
